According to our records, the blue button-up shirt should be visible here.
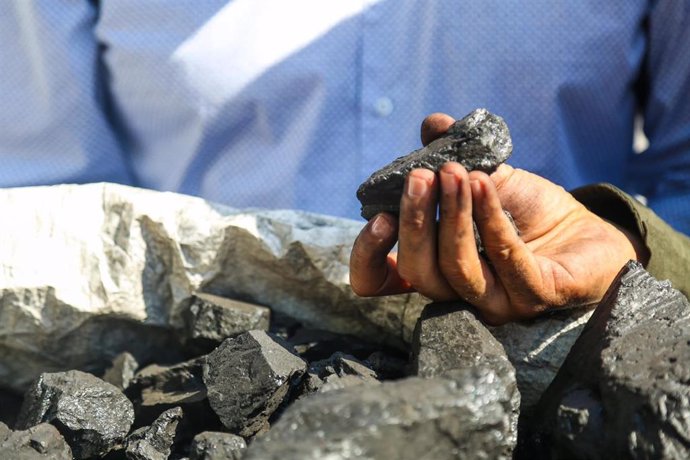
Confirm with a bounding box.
[1,1,689,234]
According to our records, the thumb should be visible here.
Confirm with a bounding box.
[420,113,455,146]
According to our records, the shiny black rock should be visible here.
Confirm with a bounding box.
[357,108,512,219]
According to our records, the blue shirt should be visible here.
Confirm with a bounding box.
[1,1,689,234]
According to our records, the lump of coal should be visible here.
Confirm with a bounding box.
[0,423,72,459]
[202,330,307,437]
[189,431,247,460]
[357,108,512,219]
[299,352,380,396]
[526,261,690,458]
[16,370,134,459]
[127,358,221,434]
[411,302,508,378]
[184,293,271,350]
[245,358,519,460]
[125,407,183,460]
[103,351,139,391]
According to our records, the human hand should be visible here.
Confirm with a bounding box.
[350,114,649,325]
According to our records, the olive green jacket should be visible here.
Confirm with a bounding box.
[572,184,690,300]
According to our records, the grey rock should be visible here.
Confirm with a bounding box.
[202,330,307,437]
[190,431,247,460]
[16,370,133,459]
[184,293,270,346]
[411,302,508,378]
[0,420,9,441]
[526,261,690,459]
[245,358,519,460]
[0,423,72,459]
[357,108,512,219]
[126,407,183,460]
[103,351,139,391]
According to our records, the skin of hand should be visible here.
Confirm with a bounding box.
[350,113,650,325]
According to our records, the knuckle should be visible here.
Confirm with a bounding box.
[400,209,427,231]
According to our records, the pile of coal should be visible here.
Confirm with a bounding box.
[3,262,689,459]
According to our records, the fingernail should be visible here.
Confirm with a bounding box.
[440,170,457,194]
[407,175,428,198]
[370,214,392,238]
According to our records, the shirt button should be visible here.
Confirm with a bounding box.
[374,97,394,117]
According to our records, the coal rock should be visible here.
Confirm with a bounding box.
[245,358,519,460]
[300,352,380,395]
[127,358,221,434]
[125,407,183,460]
[365,350,408,380]
[0,423,72,459]
[526,261,690,459]
[103,351,139,391]
[411,302,508,378]
[202,330,307,437]
[189,431,247,460]
[16,370,133,459]
[184,293,270,350]
[357,108,512,219]
[0,387,23,427]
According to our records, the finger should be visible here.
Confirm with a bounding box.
[350,213,412,296]
[397,169,457,300]
[470,172,545,319]
[421,113,455,146]
[437,162,499,306]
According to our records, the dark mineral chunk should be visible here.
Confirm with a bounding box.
[189,432,247,460]
[184,293,270,352]
[202,330,307,437]
[357,108,512,219]
[299,352,380,396]
[245,358,520,460]
[16,370,134,459]
[0,423,72,459]
[524,261,690,459]
[126,358,222,435]
[125,407,183,460]
[103,351,139,391]
[411,302,508,377]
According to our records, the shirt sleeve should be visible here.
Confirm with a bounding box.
[572,183,690,300]
[627,1,690,235]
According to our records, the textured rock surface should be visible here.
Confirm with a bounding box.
[125,407,183,460]
[0,183,424,391]
[490,307,593,412]
[357,108,512,219]
[246,359,519,460]
[17,370,134,459]
[103,351,139,391]
[184,293,270,346]
[301,352,380,395]
[0,423,72,459]
[190,431,247,460]
[526,262,690,459]
[411,302,508,377]
[127,358,221,433]
[203,331,307,436]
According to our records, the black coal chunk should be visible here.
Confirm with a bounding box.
[245,359,519,460]
[524,261,690,459]
[411,302,508,377]
[202,330,307,437]
[357,108,512,219]
[298,352,380,396]
[125,407,183,460]
[16,370,134,459]
[183,293,270,352]
[189,431,247,460]
[0,423,72,459]
[126,358,222,435]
